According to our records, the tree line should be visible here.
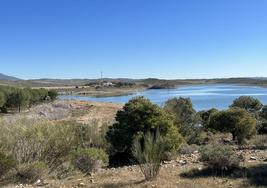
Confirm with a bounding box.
[0,86,58,113]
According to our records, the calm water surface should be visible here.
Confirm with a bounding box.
[59,84,267,111]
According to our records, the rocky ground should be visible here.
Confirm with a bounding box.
[1,99,122,126]
[3,149,266,188]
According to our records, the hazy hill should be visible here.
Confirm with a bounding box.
[0,73,21,81]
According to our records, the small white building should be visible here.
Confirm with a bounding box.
[103,82,114,86]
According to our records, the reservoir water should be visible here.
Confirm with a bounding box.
[59,84,267,111]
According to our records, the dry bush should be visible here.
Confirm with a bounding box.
[132,131,165,181]
[179,144,199,155]
[0,117,109,171]
[70,148,108,174]
[16,161,47,183]
[249,135,267,149]
[0,152,16,178]
[199,144,240,172]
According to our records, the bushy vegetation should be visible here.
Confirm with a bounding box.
[178,144,199,155]
[132,131,164,181]
[198,108,219,128]
[230,96,263,113]
[208,108,257,144]
[199,144,240,172]
[0,86,58,113]
[0,152,16,178]
[16,161,47,183]
[164,97,200,137]
[259,105,267,134]
[106,96,183,166]
[0,117,109,182]
[70,148,108,174]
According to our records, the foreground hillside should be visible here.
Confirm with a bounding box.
[4,148,267,187]
[0,99,266,188]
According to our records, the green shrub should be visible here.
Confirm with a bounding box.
[164,97,200,136]
[186,129,209,145]
[132,131,164,181]
[199,144,240,172]
[0,92,5,108]
[230,96,263,113]
[106,97,183,166]
[16,161,47,183]
[0,152,16,177]
[198,108,219,128]
[48,90,58,100]
[70,148,108,174]
[208,108,257,144]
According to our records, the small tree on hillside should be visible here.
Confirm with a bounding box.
[259,105,267,134]
[48,90,58,100]
[0,92,5,108]
[208,108,257,144]
[198,108,219,128]
[230,96,263,113]
[106,97,183,166]
[6,89,31,112]
[164,97,200,136]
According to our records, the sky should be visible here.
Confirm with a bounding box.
[0,0,267,80]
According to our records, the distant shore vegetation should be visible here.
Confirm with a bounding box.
[0,86,58,113]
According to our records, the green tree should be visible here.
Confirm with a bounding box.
[48,90,58,100]
[230,96,263,113]
[164,97,199,136]
[259,105,267,134]
[0,92,5,108]
[0,152,16,177]
[106,97,182,165]
[29,89,41,106]
[37,88,48,101]
[208,108,256,144]
[198,108,219,128]
[6,89,31,112]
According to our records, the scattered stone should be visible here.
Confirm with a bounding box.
[178,160,187,165]
[34,179,48,186]
[163,160,174,164]
[90,179,95,183]
[250,156,257,160]
[78,182,86,186]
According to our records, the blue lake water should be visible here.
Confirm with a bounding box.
[59,84,267,111]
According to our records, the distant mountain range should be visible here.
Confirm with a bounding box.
[0,73,21,81]
[1,73,267,88]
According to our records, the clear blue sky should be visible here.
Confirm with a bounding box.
[0,0,267,79]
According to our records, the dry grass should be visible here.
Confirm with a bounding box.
[4,161,266,188]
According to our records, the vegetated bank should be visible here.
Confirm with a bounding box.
[0,85,58,113]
